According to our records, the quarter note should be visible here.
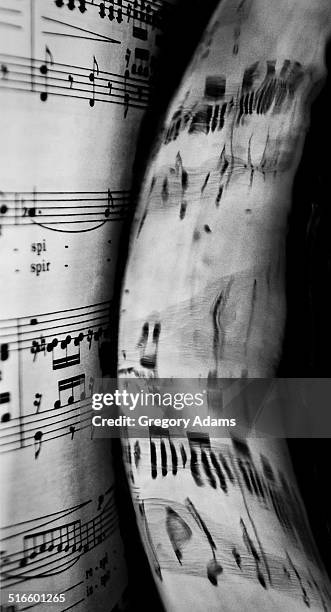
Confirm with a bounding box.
[89,55,99,107]
[34,430,43,459]
[1,64,8,79]
[39,46,54,102]
[68,74,74,89]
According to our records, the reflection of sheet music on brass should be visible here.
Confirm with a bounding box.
[0,0,177,609]
[125,434,331,611]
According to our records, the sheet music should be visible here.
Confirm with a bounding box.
[123,431,331,611]
[117,0,331,609]
[0,0,176,609]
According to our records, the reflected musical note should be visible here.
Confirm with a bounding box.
[39,45,54,102]
[240,518,267,589]
[286,552,311,607]
[185,497,223,585]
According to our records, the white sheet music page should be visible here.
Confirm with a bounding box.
[0,0,175,610]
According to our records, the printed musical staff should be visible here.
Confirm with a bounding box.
[0,0,170,608]
[0,396,93,455]
[0,52,151,111]
[0,188,132,232]
[1,492,117,588]
[0,301,110,453]
[0,301,111,358]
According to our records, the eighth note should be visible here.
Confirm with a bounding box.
[33,393,42,413]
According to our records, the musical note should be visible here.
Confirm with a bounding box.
[1,63,8,79]
[0,343,9,362]
[286,552,311,607]
[0,392,10,405]
[0,53,151,111]
[33,393,42,413]
[54,373,86,408]
[165,506,192,564]
[31,336,47,361]
[240,518,267,589]
[33,430,43,459]
[0,0,176,606]
[52,333,83,370]
[89,55,99,107]
[133,0,148,41]
[185,498,223,586]
[133,47,150,77]
[105,189,114,218]
[39,45,54,102]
